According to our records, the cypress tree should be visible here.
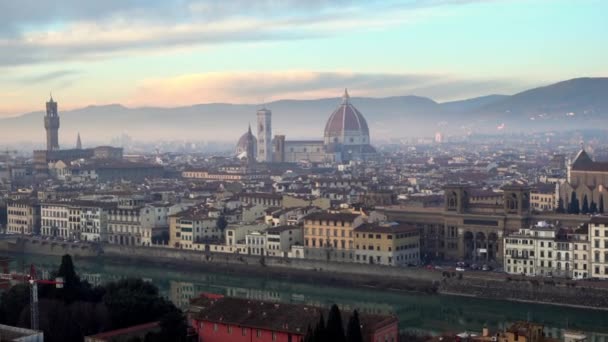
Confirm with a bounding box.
[570,192,579,214]
[600,196,605,214]
[582,195,589,214]
[590,201,598,214]
[346,310,363,342]
[326,304,346,342]
[313,313,326,342]
[304,325,314,342]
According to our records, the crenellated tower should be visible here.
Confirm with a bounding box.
[44,95,60,151]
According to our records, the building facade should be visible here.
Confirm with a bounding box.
[303,212,364,262]
[353,222,420,266]
[559,148,608,214]
[590,216,608,279]
[45,95,60,151]
[235,89,377,163]
[257,108,272,162]
[6,199,40,235]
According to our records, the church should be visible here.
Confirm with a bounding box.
[558,148,608,213]
[235,89,376,163]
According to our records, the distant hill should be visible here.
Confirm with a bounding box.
[1,77,606,145]
[474,77,608,130]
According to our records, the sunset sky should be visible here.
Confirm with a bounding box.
[1,0,606,116]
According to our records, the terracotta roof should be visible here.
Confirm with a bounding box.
[355,222,418,234]
[191,296,396,337]
[304,211,361,222]
[324,89,370,138]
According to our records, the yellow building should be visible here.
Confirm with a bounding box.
[303,212,364,261]
[353,223,420,266]
[169,206,221,250]
[6,199,40,235]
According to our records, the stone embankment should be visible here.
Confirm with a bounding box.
[1,237,440,293]
[4,236,608,310]
[439,274,608,310]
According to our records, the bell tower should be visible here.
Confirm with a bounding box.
[44,94,60,151]
[256,107,272,162]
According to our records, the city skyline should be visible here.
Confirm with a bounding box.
[1,0,607,116]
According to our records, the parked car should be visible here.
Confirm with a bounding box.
[482,264,492,271]
[456,267,466,272]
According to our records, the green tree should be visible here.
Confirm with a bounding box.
[313,313,326,342]
[0,283,29,326]
[103,278,178,330]
[326,304,346,342]
[143,311,187,342]
[304,324,314,342]
[582,195,589,214]
[570,192,579,214]
[590,201,598,214]
[346,310,363,342]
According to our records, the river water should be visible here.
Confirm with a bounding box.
[4,253,608,339]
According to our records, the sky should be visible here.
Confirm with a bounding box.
[0,0,606,117]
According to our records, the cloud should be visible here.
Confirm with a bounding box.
[0,0,504,67]
[13,69,81,84]
[126,70,523,106]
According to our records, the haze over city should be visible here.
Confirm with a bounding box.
[1,2,608,341]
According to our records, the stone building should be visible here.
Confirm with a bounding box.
[302,211,365,262]
[378,185,534,263]
[235,89,377,163]
[353,222,420,266]
[6,199,40,235]
[558,147,608,213]
[33,96,124,174]
[590,216,608,279]
[503,222,584,278]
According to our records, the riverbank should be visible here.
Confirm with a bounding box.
[4,236,608,311]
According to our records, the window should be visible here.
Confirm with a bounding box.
[242,328,247,336]
[228,325,232,334]
[257,330,262,337]
[213,324,218,332]
[272,332,277,341]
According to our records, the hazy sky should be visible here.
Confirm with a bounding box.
[0,0,606,116]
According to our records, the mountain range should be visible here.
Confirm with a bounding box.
[0,77,606,146]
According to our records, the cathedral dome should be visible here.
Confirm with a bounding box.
[324,89,370,145]
[235,126,257,157]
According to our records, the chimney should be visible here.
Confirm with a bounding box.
[482,327,489,337]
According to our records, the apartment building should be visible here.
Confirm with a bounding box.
[41,203,70,238]
[265,225,303,257]
[353,222,420,266]
[303,211,364,262]
[169,206,222,249]
[504,221,588,278]
[6,199,40,235]
[590,216,608,279]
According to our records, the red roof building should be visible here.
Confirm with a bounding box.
[188,294,398,342]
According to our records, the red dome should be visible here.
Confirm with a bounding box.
[324,89,369,138]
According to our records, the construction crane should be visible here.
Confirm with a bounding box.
[0,259,63,331]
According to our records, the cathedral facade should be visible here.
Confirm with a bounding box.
[235,89,376,163]
[558,148,608,213]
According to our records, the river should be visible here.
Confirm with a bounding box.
[3,252,608,339]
